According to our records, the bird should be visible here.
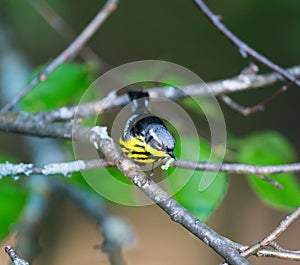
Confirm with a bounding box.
[119,90,175,166]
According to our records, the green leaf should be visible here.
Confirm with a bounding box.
[0,156,27,242]
[80,167,139,205]
[0,162,26,241]
[21,62,93,112]
[180,95,222,120]
[0,179,27,241]
[160,74,187,87]
[237,131,300,211]
[166,137,228,222]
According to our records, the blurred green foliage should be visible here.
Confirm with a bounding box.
[79,167,137,205]
[167,137,228,222]
[0,178,27,241]
[237,131,300,211]
[0,157,27,242]
[21,62,95,111]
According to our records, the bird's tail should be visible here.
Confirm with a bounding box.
[127,90,150,113]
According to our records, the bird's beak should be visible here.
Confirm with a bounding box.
[168,150,176,160]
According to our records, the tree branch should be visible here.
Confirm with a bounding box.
[0,113,250,264]
[194,0,300,87]
[1,111,300,179]
[255,241,300,260]
[1,111,300,264]
[0,0,118,112]
[27,64,300,123]
[2,157,300,180]
[3,108,300,264]
[256,248,300,261]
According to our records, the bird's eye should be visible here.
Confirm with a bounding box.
[156,142,162,148]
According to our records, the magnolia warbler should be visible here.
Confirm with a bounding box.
[119,90,175,165]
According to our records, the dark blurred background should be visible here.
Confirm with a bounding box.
[1,0,300,264]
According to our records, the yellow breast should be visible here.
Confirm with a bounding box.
[119,136,168,164]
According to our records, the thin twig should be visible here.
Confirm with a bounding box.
[248,82,292,113]
[0,0,118,113]
[218,63,264,115]
[219,94,264,116]
[269,241,300,254]
[255,175,282,189]
[256,248,300,261]
[241,206,300,258]
[175,159,300,176]
[219,82,291,116]
[194,0,300,87]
